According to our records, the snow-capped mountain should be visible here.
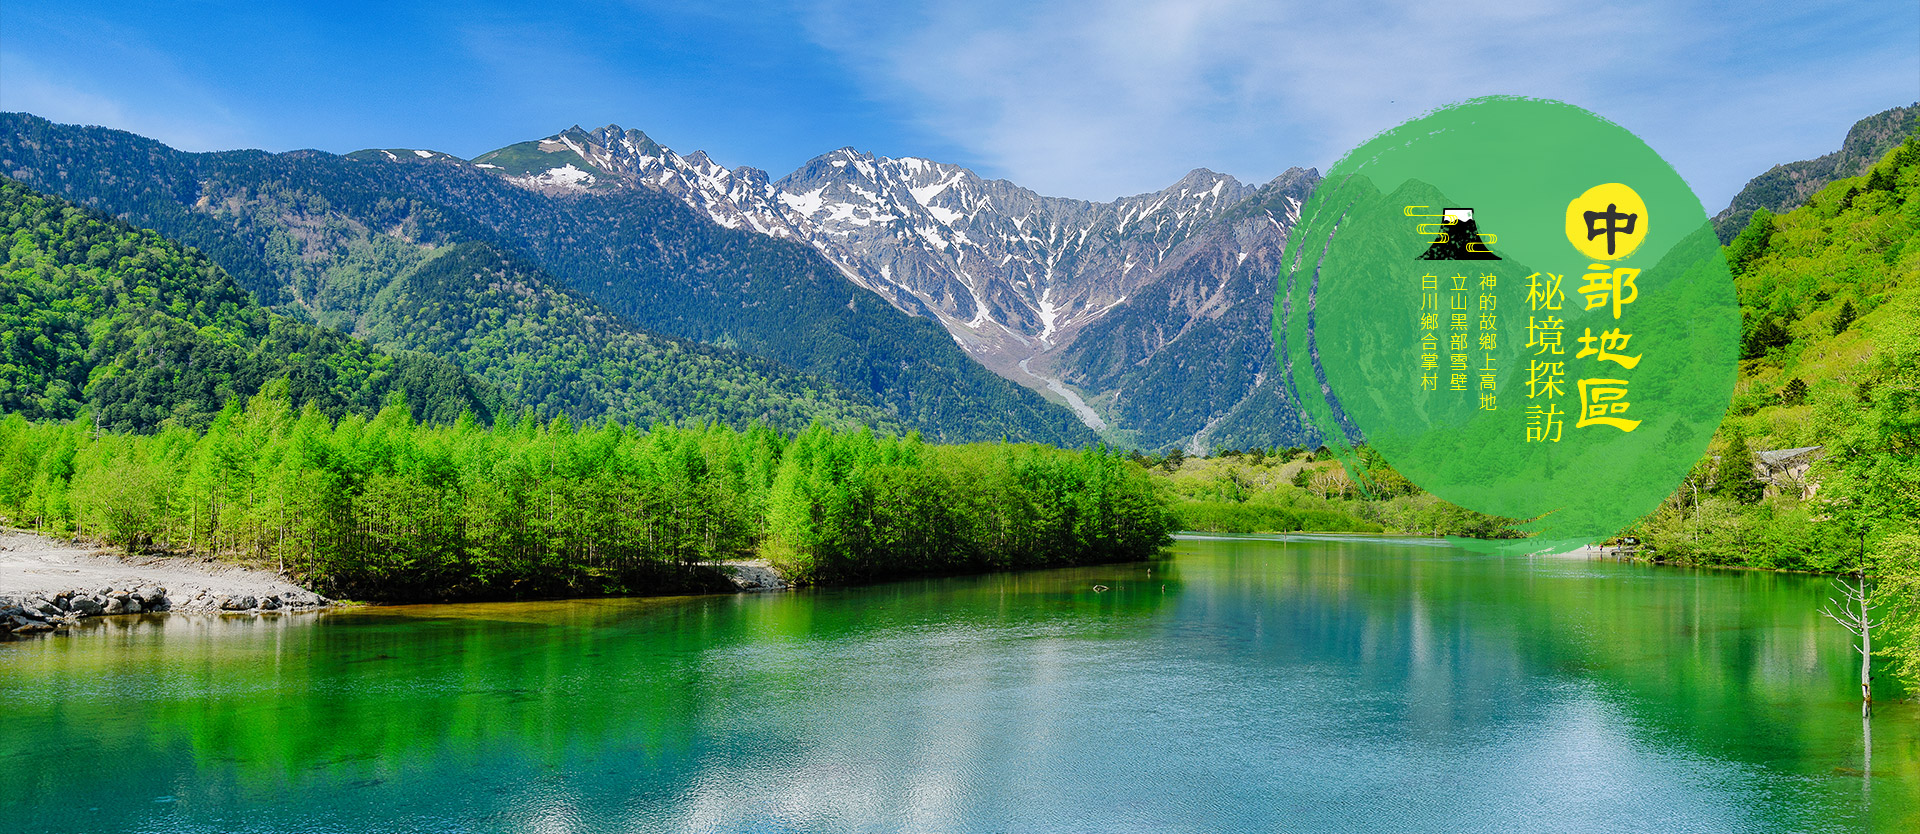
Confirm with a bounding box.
[771,152,1257,356]
[473,124,1318,447]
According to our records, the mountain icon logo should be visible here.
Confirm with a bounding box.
[1412,206,1501,260]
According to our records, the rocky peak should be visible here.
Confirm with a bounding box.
[471,122,1317,439]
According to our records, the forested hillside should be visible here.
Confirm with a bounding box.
[0,113,1095,444]
[353,239,904,433]
[0,180,491,430]
[1629,132,1920,683]
[1,179,894,433]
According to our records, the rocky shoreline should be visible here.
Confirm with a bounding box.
[0,531,793,639]
[2,585,333,636]
[720,559,790,591]
[0,528,340,638]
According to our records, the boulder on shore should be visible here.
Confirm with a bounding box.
[3,551,337,639]
[134,587,169,610]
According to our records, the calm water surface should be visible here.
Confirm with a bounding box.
[3,535,1915,832]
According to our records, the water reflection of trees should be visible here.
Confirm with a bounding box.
[1163,536,1916,831]
[6,542,1913,831]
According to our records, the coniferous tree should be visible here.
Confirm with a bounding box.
[0,393,1175,600]
[1713,433,1764,505]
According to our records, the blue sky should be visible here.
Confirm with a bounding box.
[2,0,1914,208]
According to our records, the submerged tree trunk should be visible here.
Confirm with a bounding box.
[1863,707,1873,809]
[1822,571,1878,718]
[1861,585,1872,717]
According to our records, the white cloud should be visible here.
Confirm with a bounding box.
[801,0,1920,207]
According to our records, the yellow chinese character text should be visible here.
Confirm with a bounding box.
[1527,360,1566,399]
[1527,315,1564,355]
[1526,404,1564,443]
[1578,264,1640,319]
[1526,272,1564,311]
[1575,378,1641,432]
[1575,328,1642,369]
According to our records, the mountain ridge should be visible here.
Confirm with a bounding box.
[472,123,1321,448]
[1712,103,1917,243]
[0,178,497,431]
[0,113,1046,439]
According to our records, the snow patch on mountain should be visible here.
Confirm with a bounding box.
[778,187,825,215]
[925,205,962,225]
[528,164,594,190]
[471,123,1320,442]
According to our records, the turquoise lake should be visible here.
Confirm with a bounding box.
[3,534,1915,832]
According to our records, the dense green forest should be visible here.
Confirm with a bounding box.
[0,177,902,434]
[0,113,1096,445]
[353,238,903,432]
[0,172,1163,600]
[0,387,1170,601]
[1,179,492,430]
[1627,135,1918,569]
[1623,134,1920,686]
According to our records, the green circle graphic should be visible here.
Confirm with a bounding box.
[1276,97,1739,552]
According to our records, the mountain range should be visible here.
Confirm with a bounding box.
[2,103,1910,449]
[472,123,1321,449]
[0,113,1082,444]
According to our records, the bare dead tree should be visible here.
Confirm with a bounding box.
[1821,571,1881,717]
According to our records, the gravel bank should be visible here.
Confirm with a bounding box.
[0,529,331,637]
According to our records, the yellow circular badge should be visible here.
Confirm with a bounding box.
[1564,182,1647,261]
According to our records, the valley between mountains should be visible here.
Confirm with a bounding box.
[4,106,1910,450]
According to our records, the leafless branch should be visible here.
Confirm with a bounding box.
[1828,576,1870,604]
[1822,604,1865,636]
